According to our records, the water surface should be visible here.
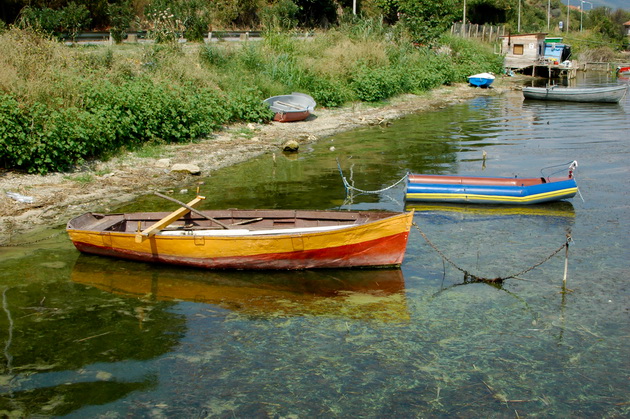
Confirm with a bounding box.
[1,76,628,417]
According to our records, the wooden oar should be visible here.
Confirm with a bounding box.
[154,192,231,230]
[135,195,206,243]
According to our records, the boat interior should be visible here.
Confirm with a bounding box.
[68,209,397,235]
[407,175,571,187]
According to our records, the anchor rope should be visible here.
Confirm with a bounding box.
[540,160,577,179]
[0,230,64,247]
[412,222,572,284]
[342,172,408,194]
[337,158,408,195]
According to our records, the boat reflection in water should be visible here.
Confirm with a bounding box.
[406,201,576,220]
[71,256,410,322]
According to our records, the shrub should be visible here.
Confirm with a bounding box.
[260,0,300,31]
[351,65,403,102]
[225,88,275,122]
[199,44,232,67]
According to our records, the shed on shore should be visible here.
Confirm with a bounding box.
[500,33,546,70]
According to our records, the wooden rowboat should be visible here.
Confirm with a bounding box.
[67,197,414,269]
[263,92,316,122]
[522,85,628,103]
[405,163,578,205]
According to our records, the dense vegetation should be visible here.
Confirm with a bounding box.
[0,24,503,174]
[0,0,628,174]
[1,0,629,47]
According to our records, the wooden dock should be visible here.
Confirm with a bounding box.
[505,57,576,79]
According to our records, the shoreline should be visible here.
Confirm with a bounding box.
[0,80,517,242]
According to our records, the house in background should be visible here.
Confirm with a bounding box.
[500,33,546,70]
[500,33,574,78]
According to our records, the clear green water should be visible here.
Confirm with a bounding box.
[1,84,628,417]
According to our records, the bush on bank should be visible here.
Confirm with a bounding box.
[0,26,503,174]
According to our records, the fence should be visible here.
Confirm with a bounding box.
[451,23,505,43]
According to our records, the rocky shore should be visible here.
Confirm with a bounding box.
[0,81,514,242]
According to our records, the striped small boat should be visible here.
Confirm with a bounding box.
[405,164,578,205]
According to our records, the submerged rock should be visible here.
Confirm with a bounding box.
[282,140,299,152]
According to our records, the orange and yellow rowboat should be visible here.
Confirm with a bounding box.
[66,202,414,270]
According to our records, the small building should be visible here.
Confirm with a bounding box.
[542,38,571,65]
[500,33,547,70]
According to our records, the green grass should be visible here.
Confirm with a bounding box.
[0,25,503,174]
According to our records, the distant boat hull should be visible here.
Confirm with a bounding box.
[263,92,316,122]
[617,66,630,76]
[67,209,414,270]
[522,85,628,103]
[405,174,578,205]
[468,73,495,88]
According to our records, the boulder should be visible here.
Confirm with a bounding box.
[171,164,201,175]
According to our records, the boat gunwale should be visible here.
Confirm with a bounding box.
[67,210,413,238]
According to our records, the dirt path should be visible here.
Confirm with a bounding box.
[0,81,517,242]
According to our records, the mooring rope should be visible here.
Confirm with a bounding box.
[412,222,571,284]
[342,172,408,194]
[337,159,408,195]
[0,230,64,247]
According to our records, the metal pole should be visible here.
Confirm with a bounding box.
[581,1,593,32]
[547,0,551,30]
[566,0,570,33]
[518,0,521,32]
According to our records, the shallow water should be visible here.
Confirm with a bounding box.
[1,76,629,417]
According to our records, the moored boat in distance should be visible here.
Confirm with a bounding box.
[468,73,495,88]
[522,84,628,103]
[67,206,414,270]
[616,66,630,76]
[405,162,579,205]
[263,92,316,122]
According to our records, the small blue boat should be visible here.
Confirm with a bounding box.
[405,163,579,205]
[468,72,495,88]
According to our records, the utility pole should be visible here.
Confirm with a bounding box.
[518,0,521,32]
[580,1,593,32]
[566,0,570,33]
[547,0,551,30]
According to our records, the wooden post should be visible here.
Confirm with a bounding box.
[562,239,570,288]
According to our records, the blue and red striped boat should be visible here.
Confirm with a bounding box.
[405,163,578,205]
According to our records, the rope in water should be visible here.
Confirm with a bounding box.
[0,230,64,247]
[412,222,572,284]
[337,159,408,195]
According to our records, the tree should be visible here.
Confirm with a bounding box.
[397,0,458,45]
[108,1,134,44]
[61,2,91,41]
